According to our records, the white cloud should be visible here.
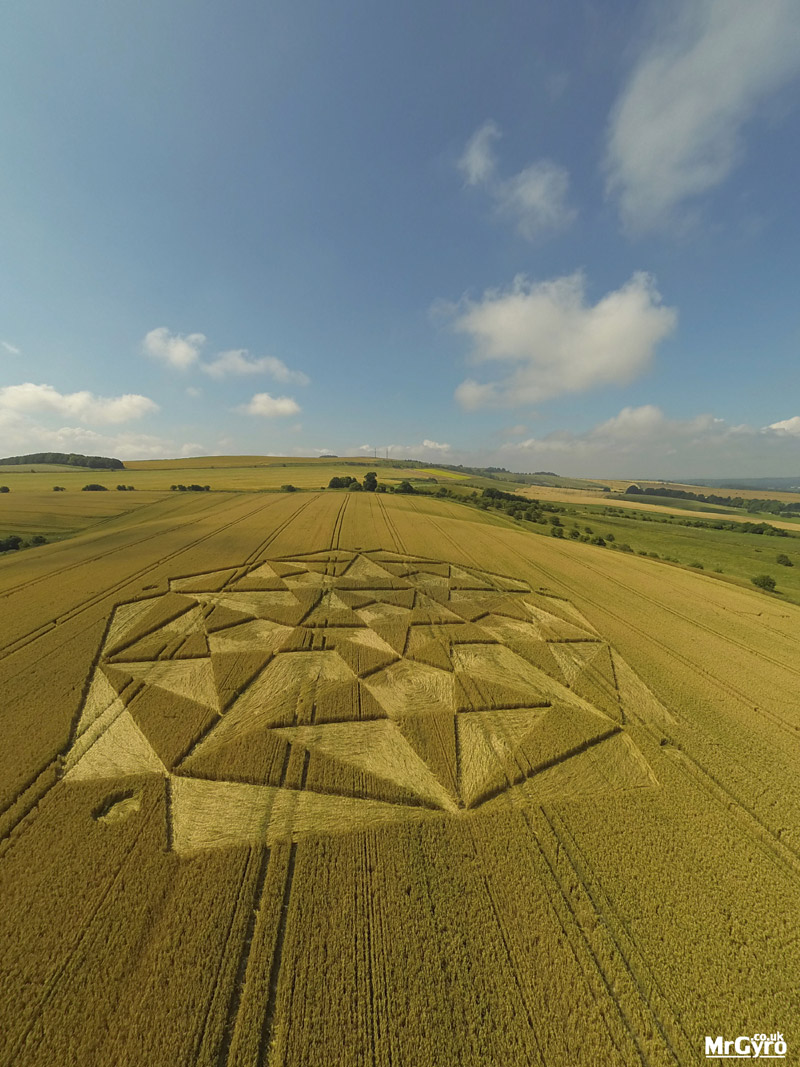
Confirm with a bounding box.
[458,121,501,186]
[606,0,800,232]
[450,271,677,408]
[495,162,576,239]
[186,386,202,398]
[0,383,158,424]
[1,341,20,355]
[142,327,206,370]
[179,442,206,457]
[201,349,309,385]
[0,419,199,460]
[458,121,574,238]
[374,441,452,460]
[237,392,301,417]
[765,416,800,435]
[502,405,727,460]
[493,404,800,476]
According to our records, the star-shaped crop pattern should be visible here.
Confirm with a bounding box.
[64,550,662,851]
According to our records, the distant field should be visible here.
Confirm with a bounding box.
[0,459,443,492]
[0,489,171,542]
[604,478,800,505]
[0,484,798,1064]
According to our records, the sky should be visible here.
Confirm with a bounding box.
[1,0,800,478]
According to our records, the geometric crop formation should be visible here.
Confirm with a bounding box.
[64,549,658,852]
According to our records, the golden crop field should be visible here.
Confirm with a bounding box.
[1,488,798,1065]
[0,456,458,492]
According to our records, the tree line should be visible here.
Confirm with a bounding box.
[0,452,124,470]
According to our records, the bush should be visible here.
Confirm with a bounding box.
[30,535,47,545]
[689,561,704,569]
[395,480,415,494]
[751,574,777,591]
[0,535,22,551]
[618,543,634,553]
[776,554,793,567]
[81,483,108,491]
[281,484,297,492]
[590,535,606,546]
[53,486,66,492]
[0,486,9,493]
[550,525,564,538]
[605,533,615,542]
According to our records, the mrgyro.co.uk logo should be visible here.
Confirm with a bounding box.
[705,1033,787,1059]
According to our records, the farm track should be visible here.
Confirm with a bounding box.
[210,846,272,1067]
[374,493,405,554]
[534,805,692,1065]
[470,859,546,1066]
[1,794,161,1067]
[243,494,321,568]
[663,743,800,883]
[519,812,648,1065]
[331,493,350,551]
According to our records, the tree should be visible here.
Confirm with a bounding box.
[81,483,108,491]
[776,553,793,567]
[281,484,297,492]
[0,486,9,493]
[363,471,378,492]
[395,480,415,494]
[751,574,776,591]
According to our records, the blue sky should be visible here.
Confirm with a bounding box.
[2,0,800,477]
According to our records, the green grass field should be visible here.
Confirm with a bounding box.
[511,499,800,604]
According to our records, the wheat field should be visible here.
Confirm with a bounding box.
[1,489,798,1065]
